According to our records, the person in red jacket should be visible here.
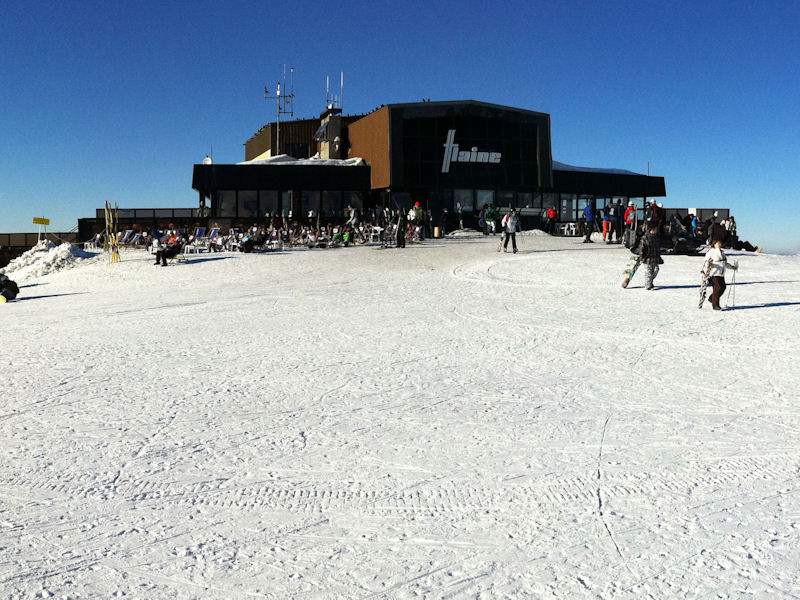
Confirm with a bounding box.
[545,206,558,235]
[624,201,637,230]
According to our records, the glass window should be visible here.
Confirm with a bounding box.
[518,192,533,208]
[476,190,494,210]
[321,191,342,220]
[561,194,577,222]
[281,191,292,217]
[216,190,236,218]
[259,191,279,218]
[344,191,365,212]
[238,190,258,218]
[301,191,320,217]
[497,191,515,209]
[454,189,474,212]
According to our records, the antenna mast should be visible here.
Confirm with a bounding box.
[264,65,295,156]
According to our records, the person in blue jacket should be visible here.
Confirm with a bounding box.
[582,203,595,243]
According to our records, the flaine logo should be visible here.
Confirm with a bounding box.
[441,129,502,173]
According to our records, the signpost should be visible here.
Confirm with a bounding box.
[33,217,50,243]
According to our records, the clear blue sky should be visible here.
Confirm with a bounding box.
[2,0,798,253]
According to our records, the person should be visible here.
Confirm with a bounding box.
[545,206,558,235]
[500,207,520,253]
[703,238,738,310]
[409,202,425,240]
[395,207,407,248]
[154,234,185,266]
[614,199,624,243]
[485,204,498,235]
[637,224,663,290]
[582,203,595,243]
[439,207,449,237]
[624,201,637,231]
[690,214,699,237]
[602,203,614,244]
[0,274,20,302]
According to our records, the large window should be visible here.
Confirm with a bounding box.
[497,191,515,209]
[454,189,474,212]
[321,191,342,220]
[301,191,320,218]
[476,190,495,210]
[238,190,258,218]
[260,191,279,218]
[281,191,292,217]
[216,190,236,218]
[561,194,577,222]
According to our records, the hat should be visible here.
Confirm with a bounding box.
[628,200,634,206]
[414,202,420,207]
[657,203,663,208]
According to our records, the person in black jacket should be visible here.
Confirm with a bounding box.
[154,235,185,266]
[395,208,407,248]
[637,224,664,290]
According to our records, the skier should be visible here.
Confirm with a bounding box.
[500,208,520,253]
[637,224,663,290]
[602,203,614,244]
[0,274,20,302]
[703,238,738,310]
[582,203,595,243]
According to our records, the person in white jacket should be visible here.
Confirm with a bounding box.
[703,238,738,310]
[500,208,520,253]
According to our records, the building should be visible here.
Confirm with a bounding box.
[191,100,667,232]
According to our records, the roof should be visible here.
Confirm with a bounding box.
[553,160,641,176]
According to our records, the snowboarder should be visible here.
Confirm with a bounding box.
[702,238,738,310]
[637,224,663,290]
[500,208,520,253]
[0,274,20,302]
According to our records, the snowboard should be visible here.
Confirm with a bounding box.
[621,256,641,288]
[698,263,712,308]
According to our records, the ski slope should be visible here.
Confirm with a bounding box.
[2,233,799,599]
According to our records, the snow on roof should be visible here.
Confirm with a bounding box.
[552,160,642,176]
[238,153,366,167]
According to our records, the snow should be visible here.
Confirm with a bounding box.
[0,241,98,281]
[238,153,366,167]
[2,234,799,598]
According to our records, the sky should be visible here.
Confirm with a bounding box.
[2,0,798,253]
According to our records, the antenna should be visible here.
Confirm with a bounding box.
[264,65,295,155]
[340,72,344,111]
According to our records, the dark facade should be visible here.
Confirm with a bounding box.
[191,100,667,230]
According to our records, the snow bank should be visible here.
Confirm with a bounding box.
[238,153,366,167]
[0,241,98,281]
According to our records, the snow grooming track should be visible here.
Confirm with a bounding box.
[2,452,798,513]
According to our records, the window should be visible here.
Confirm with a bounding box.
[216,190,236,217]
[454,189,474,212]
[259,191,279,217]
[301,191,320,217]
[238,190,258,218]
[476,190,495,210]
[321,191,342,219]
[497,191,515,209]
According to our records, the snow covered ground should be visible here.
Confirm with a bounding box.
[2,233,799,599]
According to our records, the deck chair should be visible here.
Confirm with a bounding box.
[122,232,141,247]
[118,230,133,244]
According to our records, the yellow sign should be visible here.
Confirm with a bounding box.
[33,217,50,225]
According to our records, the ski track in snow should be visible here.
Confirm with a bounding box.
[1,236,799,599]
